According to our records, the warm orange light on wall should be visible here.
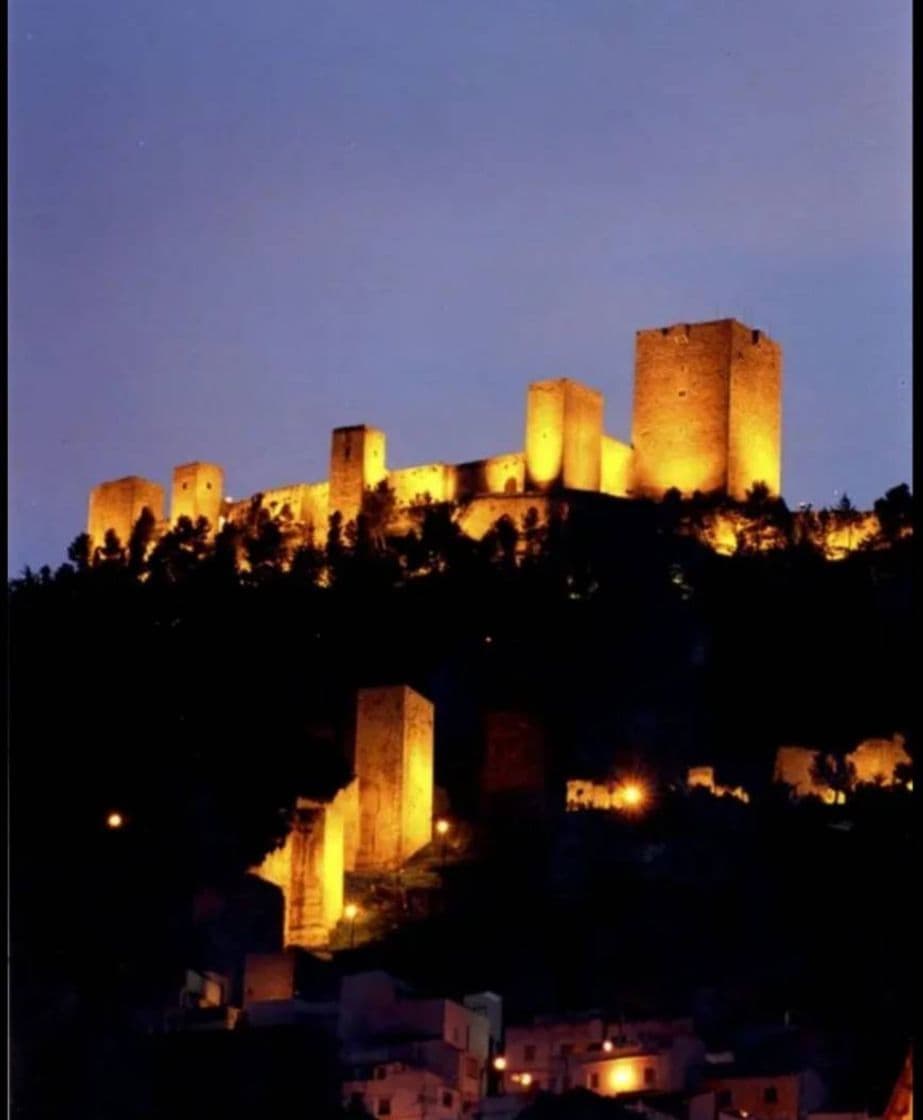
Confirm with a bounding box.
[610,1064,635,1090]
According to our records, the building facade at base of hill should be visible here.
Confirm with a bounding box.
[85,317,786,551]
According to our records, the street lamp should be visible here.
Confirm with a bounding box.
[344,903,359,948]
[435,818,450,863]
[619,781,646,811]
[106,811,124,830]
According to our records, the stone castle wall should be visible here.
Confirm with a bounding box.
[171,462,224,534]
[86,316,789,549]
[355,685,434,871]
[525,379,603,493]
[87,475,165,550]
[727,322,782,498]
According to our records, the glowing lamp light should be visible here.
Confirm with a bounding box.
[602,1039,614,1053]
[520,1073,533,1088]
[620,782,646,810]
[610,1065,634,1090]
[435,819,450,837]
[493,1057,507,1071]
[344,903,359,921]
[106,812,124,830]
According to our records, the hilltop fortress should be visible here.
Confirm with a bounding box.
[87,318,784,550]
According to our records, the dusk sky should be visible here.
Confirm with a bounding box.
[8,0,911,574]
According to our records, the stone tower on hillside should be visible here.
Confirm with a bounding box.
[171,461,224,535]
[355,685,434,872]
[329,425,388,525]
[630,319,781,500]
[87,476,164,552]
[525,378,604,493]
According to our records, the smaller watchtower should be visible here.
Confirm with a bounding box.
[87,476,165,551]
[328,426,387,526]
[525,378,603,493]
[171,462,224,535]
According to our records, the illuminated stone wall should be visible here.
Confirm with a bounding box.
[329,425,388,524]
[454,452,526,500]
[631,319,781,499]
[600,435,633,497]
[171,462,224,534]
[727,322,782,498]
[632,321,734,497]
[456,494,555,541]
[253,796,344,950]
[847,734,910,786]
[389,462,455,506]
[525,379,603,492]
[87,475,165,550]
[355,685,434,871]
[333,778,360,872]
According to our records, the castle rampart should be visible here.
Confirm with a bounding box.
[86,316,788,550]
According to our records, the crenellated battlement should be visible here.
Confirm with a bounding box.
[85,316,783,551]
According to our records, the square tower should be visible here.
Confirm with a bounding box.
[630,319,781,500]
[329,425,388,525]
[87,476,165,551]
[525,378,603,493]
[171,462,225,535]
[354,685,434,872]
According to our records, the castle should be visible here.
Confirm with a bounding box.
[86,318,783,550]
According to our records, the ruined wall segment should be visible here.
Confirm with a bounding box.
[355,685,434,872]
[171,462,224,535]
[87,476,165,550]
[253,797,345,950]
[329,425,387,525]
[727,322,782,498]
[525,379,603,493]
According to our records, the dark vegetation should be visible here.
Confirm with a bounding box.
[9,484,913,1118]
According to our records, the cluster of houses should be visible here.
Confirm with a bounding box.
[165,954,909,1120]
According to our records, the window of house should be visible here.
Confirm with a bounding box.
[644,1067,656,1086]
[718,1090,732,1108]
[590,1073,600,1090]
[443,1092,454,1108]
[764,1087,778,1104]
[377,1099,391,1117]
[524,1045,536,1062]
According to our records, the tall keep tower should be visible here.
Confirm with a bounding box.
[329,425,387,525]
[171,462,224,534]
[630,319,781,500]
[525,378,604,492]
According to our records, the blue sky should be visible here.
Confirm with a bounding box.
[8,0,911,572]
